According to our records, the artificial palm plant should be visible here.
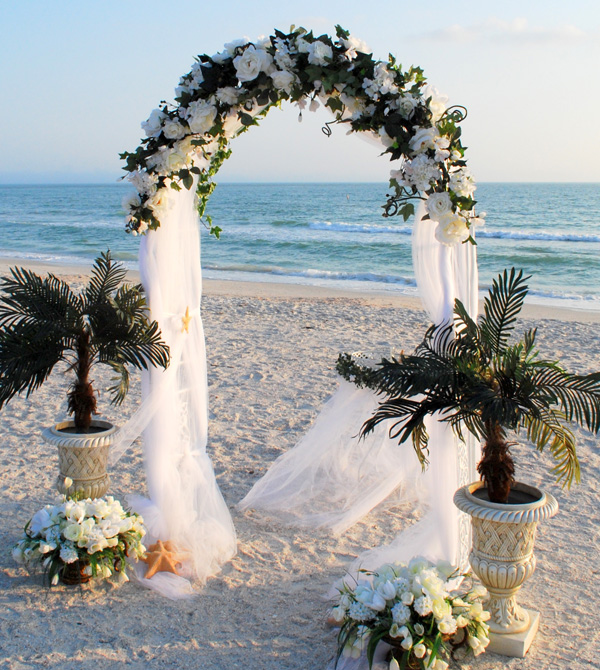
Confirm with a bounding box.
[0,250,170,432]
[337,268,600,504]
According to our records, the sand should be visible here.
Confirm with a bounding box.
[1,260,599,670]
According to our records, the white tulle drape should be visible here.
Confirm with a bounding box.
[239,201,480,575]
[110,181,236,599]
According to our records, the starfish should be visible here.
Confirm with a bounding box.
[141,540,182,579]
[181,306,192,333]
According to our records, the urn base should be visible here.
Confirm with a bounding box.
[486,608,540,658]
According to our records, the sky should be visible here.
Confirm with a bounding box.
[1,0,598,184]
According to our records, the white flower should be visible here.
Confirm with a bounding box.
[391,602,411,625]
[60,545,79,564]
[162,119,187,140]
[355,584,387,611]
[348,601,376,622]
[329,606,346,624]
[308,40,333,65]
[413,643,427,659]
[376,580,397,601]
[51,574,59,586]
[426,192,453,222]
[270,70,296,93]
[398,94,418,119]
[127,170,158,197]
[413,595,433,616]
[409,127,439,154]
[435,211,471,246]
[388,658,400,670]
[223,38,250,56]
[400,635,413,650]
[425,86,449,122]
[29,508,52,536]
[295,37,311,53]
[339,593,353,609]
[63,522,83,543]
[470,584,488,599]
[216,87,239,105]
[340,35,370,60]
[438,614,458,635]
[432,598,452,620]
[11,545,25,564]
[434,135,451,162]
[449,167,476,197]
[414,623,425,636]
[233,45,273,82]
[185,100,217,135]
[141,108,167,137]
[431,660,449,670]
[63,477,73,489]
[400,591,414,606]
[402,155,442,191]
[456,614,469,628]
[378,127,394,148]
[389,624,409,639]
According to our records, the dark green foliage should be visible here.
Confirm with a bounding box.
[0,251,170,430]
[337,268,600,492]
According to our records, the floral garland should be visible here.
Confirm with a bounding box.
[121,25,484,246]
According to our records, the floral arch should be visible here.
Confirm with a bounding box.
[113,26,482,598]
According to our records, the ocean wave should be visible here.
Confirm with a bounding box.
[309,221,413,235]
[203,262,416,286]
[478,229,600,243]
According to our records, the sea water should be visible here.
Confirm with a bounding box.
[0,182,598,310]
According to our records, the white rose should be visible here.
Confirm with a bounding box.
[233,45,272,82]
[308,40,333,65]
[413,643,427,659]
[435,212,470,246]
[270,70,296,93]
[63,523,84,542]
[141,108,166,137]
[425,86,448,122]
[398,94,417,119]
[409,127,439,154]
[147,189,171,216]
[185,100,217,135]
[224,38,250,56]
[162,119,187,140]
[216,86,239,105]
[426,192,453,221]
[295,37,311,53]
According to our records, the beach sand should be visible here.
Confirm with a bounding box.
[1,261,599,669]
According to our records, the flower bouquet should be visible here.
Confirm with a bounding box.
[13,486,146,586]
[330,557,490,670]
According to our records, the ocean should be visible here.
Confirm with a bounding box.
[0,182,598,311]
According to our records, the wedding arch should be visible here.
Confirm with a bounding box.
[113,26,483,598]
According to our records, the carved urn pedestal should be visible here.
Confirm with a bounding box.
[42,419,117,499]
[454,481,558,658]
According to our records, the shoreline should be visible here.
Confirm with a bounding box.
[1,257,599,324]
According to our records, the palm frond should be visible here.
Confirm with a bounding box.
[529,367,600,433]
[106,360,130,406]
[0,323,66,407]
[479,268,530,354]
[521,411,580,488]
[84,250,128,308]
[0,267,82,331]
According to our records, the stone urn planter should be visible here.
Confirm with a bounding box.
[454,480,559,658]
[42,419,118,499]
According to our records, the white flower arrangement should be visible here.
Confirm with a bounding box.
[330,557,490,669]
[121,25,484,245]
[13,483,146,587]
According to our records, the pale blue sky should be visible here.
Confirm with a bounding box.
[1,1,598,183]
